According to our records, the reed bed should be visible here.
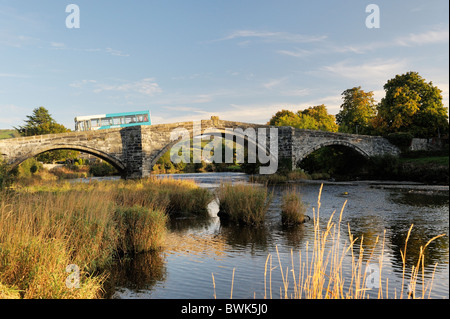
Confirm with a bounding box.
[261,185,444,299]
[281,188,308,226]
[0,176,213,299]
[216,182,273,226]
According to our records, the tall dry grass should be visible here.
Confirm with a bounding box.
[217,182,273,226]
[0,176,212,298]
[262,185,445,299]
[0,190,112,298]
[281,188,307,226]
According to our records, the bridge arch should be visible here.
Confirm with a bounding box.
[150,127,278,170]
[9,144,126,173]
[294,140,371,168]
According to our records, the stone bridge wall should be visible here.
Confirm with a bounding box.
[0,117,403,178]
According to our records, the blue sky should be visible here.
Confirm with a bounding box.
[1,0,448,130]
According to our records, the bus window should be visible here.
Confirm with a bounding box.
[125,116,136,124]
[102,118,112,126]
[136,115,144,123]
[112,117,122,125]
[91,119,99,127]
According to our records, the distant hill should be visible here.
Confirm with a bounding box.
[0,129,20,139]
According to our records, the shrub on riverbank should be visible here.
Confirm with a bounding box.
[250,169,310,185]
[217,183,273,226]
[365,154,449,184]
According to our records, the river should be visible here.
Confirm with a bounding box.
[100,172,449,299]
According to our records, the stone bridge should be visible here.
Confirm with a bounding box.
[0,117,401,178]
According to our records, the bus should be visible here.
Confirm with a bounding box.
[74,110,152,131]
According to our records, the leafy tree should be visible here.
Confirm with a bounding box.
[267,109,296,125]
[15,107,77,163]
[336,87,377,135]
[268,105,338,132]
[374,72,448,137]
[16,107,68,136]
[275,113,318,130]
[299,105,339,132]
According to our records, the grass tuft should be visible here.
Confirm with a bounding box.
[281,188,308,226]
[217,182,273,226]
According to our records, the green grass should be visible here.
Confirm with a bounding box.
[400,156,449,166]
[0,129,20,140]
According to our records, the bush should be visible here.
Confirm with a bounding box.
[0,158,12,190]
[89,162,118,177]
[386,132,413,152]
[281,189,307,225]
[217,183,273,226]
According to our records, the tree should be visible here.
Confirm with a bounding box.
[299,105,338,132]
[16,107,77,163]
[16,107,68,136]
[336,87,377,135]
[268,105,338,132]
[276,113,319,130]
[267,109,296,126]
[374,72,448,137]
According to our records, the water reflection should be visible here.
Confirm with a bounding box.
[389,224,449,270]
[103,173,448,299]
[104,251,166,298]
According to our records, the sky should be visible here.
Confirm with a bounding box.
[0,0,448,130]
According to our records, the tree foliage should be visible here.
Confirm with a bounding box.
[268,105,338,132]
[16,107,68,136]
[15,107,77,163]
[374,72,448,137]
[336,86,377,135]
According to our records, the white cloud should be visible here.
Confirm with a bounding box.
[94,78,161,96]
[277,27,449,59]
[262,77,287,89]
[395,28,449,47]
[70,78,162,96]
[317,59,408,84]
[50,42,65,48]
[69,79,97,88]
[217,30,327,43]
[105,47,130,57]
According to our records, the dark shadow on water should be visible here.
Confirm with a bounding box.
[102,251,166,298]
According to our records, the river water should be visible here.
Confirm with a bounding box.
[103,173,449,299]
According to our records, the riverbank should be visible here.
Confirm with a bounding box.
[0,177,212,298]
[292,179,449,192]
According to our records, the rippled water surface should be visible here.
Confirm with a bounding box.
[105,173,449,299]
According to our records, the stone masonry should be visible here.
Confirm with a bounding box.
[0,117,403,178]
